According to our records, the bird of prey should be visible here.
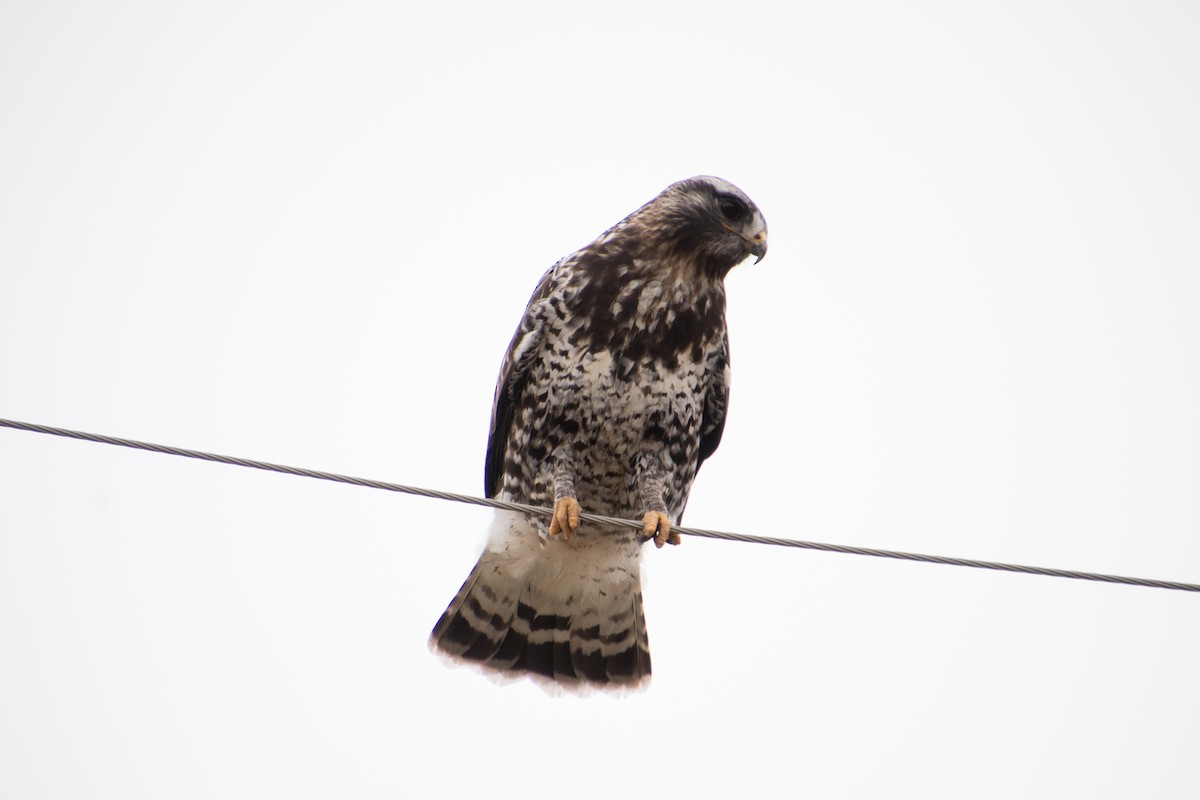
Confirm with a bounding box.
[430,176,767,688]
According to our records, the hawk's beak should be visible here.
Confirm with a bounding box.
[747,230,767,264]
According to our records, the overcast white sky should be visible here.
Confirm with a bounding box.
[2,1,1199,797]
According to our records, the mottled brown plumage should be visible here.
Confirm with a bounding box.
[430,176,767,688]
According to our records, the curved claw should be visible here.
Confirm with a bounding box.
[641,510,680,549]
[549,497,582,540]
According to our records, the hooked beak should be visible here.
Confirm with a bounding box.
[747,230,767,264]
[722,223,769,264]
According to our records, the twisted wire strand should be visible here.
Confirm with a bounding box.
[2,417,1198,594]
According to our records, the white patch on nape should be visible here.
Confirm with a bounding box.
[692,175,745,198]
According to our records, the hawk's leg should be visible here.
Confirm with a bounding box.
[548,456,581,540]
[636,456,680,549]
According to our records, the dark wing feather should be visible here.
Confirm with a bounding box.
[695,328,731,474]
[484,266,558,497]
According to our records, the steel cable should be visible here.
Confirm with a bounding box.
[2,416,1197,594]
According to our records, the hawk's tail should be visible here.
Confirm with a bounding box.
[429,510,651,689]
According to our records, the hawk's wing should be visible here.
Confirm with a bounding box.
[695,327,731,474]
[484,265,558,498]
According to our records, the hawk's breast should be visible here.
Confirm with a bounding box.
[533,327,716,518]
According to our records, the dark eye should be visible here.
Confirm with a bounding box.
[718,196,746,221]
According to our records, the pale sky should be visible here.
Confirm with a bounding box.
[2,2,1199,797]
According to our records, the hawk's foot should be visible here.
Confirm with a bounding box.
[548,497,582,540]
[641,511,680,549]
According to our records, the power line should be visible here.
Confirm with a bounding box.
[2,416,1198,594]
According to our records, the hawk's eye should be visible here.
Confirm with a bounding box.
[718,196,746,222]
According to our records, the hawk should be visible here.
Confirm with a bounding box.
[430,176,767,688]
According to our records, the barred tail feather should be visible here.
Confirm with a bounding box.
[430,510,651,689]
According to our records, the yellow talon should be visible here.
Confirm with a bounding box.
[549,497,582,540]
[641,511,679,548]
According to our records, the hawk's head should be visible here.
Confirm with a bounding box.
[633,176,768,278]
